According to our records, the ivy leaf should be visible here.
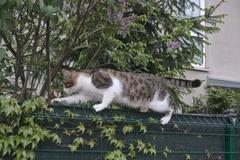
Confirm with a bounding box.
[0,123,13,134]
[31,134,40,144]
[73,137,84,145]
[173,123,179,129]
[76,122,85,134]
[15,149,27,159]
[143,147,149,155]
[86,139,96,149]
[105,150,127,160]
[138,123,147,134]
[148,117,158,123]
[163,146,171,158]
[147,143,157,156]
[110,138,125,149]
[87,129,93,136]
[185,154,191,160]
[68,137,84,152]
[113,115,126,122]
[122,125,133,135]
[26,151,35,160]
[1,105,15,116]
[68,144,78,152]
[136,140,146,152]
[8,136,15,147]
[54,123,60,129]
[127,144,136,158]
[51,134,62,144]
[64,110,77,118]
[90,115,103,126]
[18,126,33,137]
[20,139,30,148]
[100,125,116,139]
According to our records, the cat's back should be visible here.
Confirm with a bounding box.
[100,69,168,102]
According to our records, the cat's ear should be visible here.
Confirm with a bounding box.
[62,69,71,78]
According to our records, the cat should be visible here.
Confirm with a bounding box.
[51,68,201,125]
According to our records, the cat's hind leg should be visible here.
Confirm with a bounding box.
[140,106,149,113]
[160,108,174,125]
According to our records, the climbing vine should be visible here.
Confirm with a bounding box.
[0,97,60,159]
[0,97,229,160]
[0,97,160,160]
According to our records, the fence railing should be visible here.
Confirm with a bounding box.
[35,105,240,160]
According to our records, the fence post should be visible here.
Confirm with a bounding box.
[224,109,237,160]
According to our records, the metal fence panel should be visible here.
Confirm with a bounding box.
[35,105,240,160]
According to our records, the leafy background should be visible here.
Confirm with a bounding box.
[0,0,230,159]
[0,0,224,101]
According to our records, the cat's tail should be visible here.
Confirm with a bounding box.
[165,78,202,88]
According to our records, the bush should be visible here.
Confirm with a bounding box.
[189,87,240,115]
[207,87,240,114]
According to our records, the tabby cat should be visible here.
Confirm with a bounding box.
[51,68,201,125]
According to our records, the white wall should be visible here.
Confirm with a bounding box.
[184,0,240,105]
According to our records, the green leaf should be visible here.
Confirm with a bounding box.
[68,144,78,152]
[113,114,126,122]
[105,150,127,160]
[100,125,116,139]
[53,123,60,129]
[122,125,133,135]
[68,137,84,152]
[0,48,6,61]
[64,110,77,118]
[127,144,136,158]
[76,122,85,134]
[136,140,146,152]
[0,123,13,134]
[0,0,7,5]
[147,143,157,156]
[86,139,96,149]
[147,117,158,123]
[26,151,35,160]
[110,138,125,149]
[73,137,84,145]
[185,154,191,160]
[18,126,33,137]
[52,134,62,144]
[138,123,147,134]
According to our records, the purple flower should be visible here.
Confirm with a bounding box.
[107,0,135,37]
[118,0,127,6]
[108,12,123,22]
[167,41,181,50]
[117,15,136,37]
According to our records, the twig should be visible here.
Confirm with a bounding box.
[46,17,52,100]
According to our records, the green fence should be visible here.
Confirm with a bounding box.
[35,105,240,160]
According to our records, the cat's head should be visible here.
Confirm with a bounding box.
[62,69,79,95]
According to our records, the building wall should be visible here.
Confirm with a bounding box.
[184,0,240,105]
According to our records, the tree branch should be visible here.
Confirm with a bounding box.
[0,32,17,57]
[46,17,52,100]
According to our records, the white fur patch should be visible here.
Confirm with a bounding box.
[149,92,171,113]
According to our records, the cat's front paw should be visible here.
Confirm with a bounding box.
[93,104,107,112]
[51,98,67,105]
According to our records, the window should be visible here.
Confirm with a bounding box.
[185,0,202,17]
[183,0,206,68]
[192,35,205,67]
